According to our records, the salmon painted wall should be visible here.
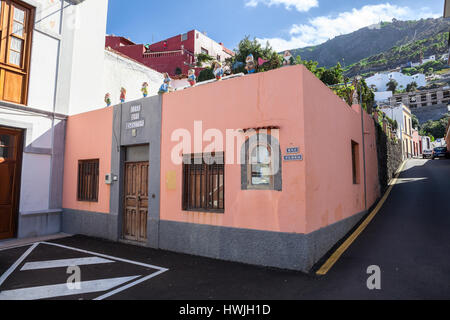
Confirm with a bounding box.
[302,69,380,234]
[161,66,308,234]
[62,108,113,213]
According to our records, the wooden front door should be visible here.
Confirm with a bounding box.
[123,162,149,242]
[0,126,22,240]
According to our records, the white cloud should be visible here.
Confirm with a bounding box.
[257,3,441,52]
[245,0,318,12]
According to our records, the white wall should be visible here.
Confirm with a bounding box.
[194,31,232,62]
[102,49,163,106]
[366,72,426,92]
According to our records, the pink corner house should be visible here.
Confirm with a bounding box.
[62,65,380,272]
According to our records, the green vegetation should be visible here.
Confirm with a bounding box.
[419,113,450,139]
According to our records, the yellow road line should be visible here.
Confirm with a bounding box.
[316,161,407,276]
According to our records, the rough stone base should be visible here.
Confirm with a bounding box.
[62,209,118,242]
[159,210,367,273]
[18,210,62,239]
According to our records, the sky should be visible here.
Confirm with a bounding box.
[106,0,445,52]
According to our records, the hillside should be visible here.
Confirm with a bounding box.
[290,18,450,72]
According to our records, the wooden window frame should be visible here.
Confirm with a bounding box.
[351,141,360,185]
[0,0,34,105]
[182,152,224,213]
[77,159,100,202]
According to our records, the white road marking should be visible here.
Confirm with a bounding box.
[21,257,115,271]
[94,269,167,300]
[0,241,169,300]
[0,276,140,300]
[41,242,169,272]
[0,243,39,287]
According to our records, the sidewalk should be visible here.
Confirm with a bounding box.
[0,233,71,251]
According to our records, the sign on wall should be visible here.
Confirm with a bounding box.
[126,104,145,130]
[284,146,303,161]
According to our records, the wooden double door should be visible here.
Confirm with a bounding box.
[0,126,22,240]
[123,162,149,243]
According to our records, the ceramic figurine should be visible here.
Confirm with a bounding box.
[141,82,149,97]
[159,73,172,94]
[188,69,196,86]
[258,57,269,66]
[245,54,256,74]
[120,88,126,103]
[283,50,294,66]
[213,62,224,80]
[104,93,111,107]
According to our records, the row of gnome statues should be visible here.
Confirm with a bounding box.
[104,51,294,107]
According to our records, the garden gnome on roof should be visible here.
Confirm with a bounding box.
[159,73,172,94]
[283,50,294,66]
[141,82,149,97]
[245,54,256,74]
[214,62,224,80]
[104,93,111,107]
[188,69,196,86]
[120,87,126,103]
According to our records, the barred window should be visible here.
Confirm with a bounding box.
[182,153,224,213]
[77,159,99,202]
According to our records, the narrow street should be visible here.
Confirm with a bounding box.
[0,159,449,300]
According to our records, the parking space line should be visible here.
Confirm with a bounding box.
[21,257,115,271]
[41,242,169,272]
[0,243,39,287]
[0,276,141,300]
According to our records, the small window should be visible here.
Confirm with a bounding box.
[241,132,282,191]
[201,47,209,55]
[77,159,99,202]
[182,153,224,213]
[351,141,360,185]
[181,33,188,41]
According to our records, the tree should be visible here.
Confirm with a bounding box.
[228,36,281,74]
[386,79,398,93]
[411,114,419,129]
[320,62,344,86]
[406,81,418,92]
[419,113,450,139]
[198,67,215,82]
[195,53,214,67]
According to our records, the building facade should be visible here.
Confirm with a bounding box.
[61,65,381,272]
[389,87,450,109]
[380,103,414,159]
[0,0,163,241]
[105,30,234,77]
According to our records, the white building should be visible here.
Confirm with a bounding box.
[366,72,426,92]
[374,91,393,102]
[422,55,436,65]
[0,0,161,241]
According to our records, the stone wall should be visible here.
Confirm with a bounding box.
[375,120,403,192]
[412,104,449,124]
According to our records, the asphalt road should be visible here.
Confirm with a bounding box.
[1,159,449,300]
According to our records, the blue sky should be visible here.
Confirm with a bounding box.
[106,0,444,51]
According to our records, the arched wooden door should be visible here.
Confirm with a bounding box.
[0,126,22,240]
[123,161,148,242]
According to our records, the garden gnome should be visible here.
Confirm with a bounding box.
[120,87,126,103]
[188,69,196,86]
[214,62,224,80]
[245,54,256,74]
[104,93,111,107]
[283,50,293,66]
[159,73,172,94]
[141,82,149,97]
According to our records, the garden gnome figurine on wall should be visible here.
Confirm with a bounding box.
[159,73,172,94]
[141,82,149,97]
[245,54,256,74]
[283,50,293,66]
[104,93,111,107]
[120,87,126,103]
[213,62,224,80]
[188,69,196,86]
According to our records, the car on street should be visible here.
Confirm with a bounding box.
[432,147,448,160]
[423,149,433,159]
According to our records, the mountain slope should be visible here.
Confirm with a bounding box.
[290,18,450,69]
